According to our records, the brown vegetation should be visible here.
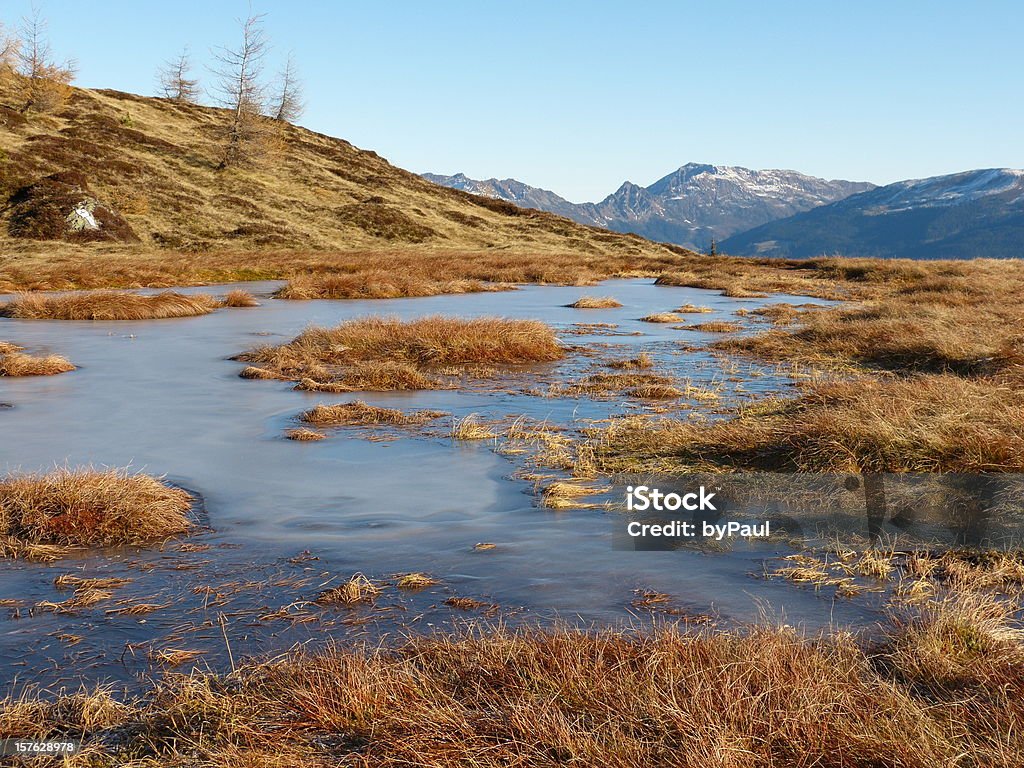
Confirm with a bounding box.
[553,372,682,401]
[640,311,684,323]
[681,320,744,333]
[3,590,1023,767]
[0,468,191,560]
[590,258,1024,475]
[238,315,564,391]
[276,271,506,300]
[591,375,1024,473]
[451,414,500,440]
[0,343,74,376]
[608,352,653,370]
[300,401,445,427]
[566,295,623,308]
[0,291,218,320]
[220,289,258,307]
[284,428,326,442]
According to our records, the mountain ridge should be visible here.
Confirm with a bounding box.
[424,163,875,250]
[720,168,1024,260]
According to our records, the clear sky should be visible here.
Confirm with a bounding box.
[3,1,1022,202]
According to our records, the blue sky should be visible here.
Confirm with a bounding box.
[4,1,1022,202]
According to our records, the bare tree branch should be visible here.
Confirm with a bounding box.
[158,47,200,103]
[271,50,304,123]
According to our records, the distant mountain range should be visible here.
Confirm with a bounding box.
[720,168,1024,260]
[423,164,875,251]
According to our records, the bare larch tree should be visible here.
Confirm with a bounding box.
[270,51,304,123]
[158,47,200,103]
[211,11,270,168]
[0,22,19,71]
[16,6,76,113]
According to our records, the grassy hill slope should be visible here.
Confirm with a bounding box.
[0,77,690,290]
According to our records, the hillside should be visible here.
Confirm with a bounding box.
[721,169,1024,260]
[0,77,684,282]
[424,164,874,250]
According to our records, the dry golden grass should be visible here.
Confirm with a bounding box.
[5,591,1024,767]
[317,573,380,605]
[284,428,326,442]
[220,289,259,307]
[608,352,654,370]
[276,271,506,300]
[301,401,445,427]
[640,311,685,323]
[682,320,744,333]
[553,371,682,401]
[566,295,623,308]
[0,290,218,320]
[591,375,1024,473]
[0,468,191,560]
[451,413,499,440]
[239,315,564,391]
[53,575,132,591]
[395,573,440,589]
[0,345,75,376]
[675,303,714,313]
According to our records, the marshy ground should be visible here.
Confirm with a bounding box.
[2,267,1024,765]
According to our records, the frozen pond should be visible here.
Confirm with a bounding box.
[0,278,865,690]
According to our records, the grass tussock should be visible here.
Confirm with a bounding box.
[220,289,259,307]
[275,271,507,300]
[0,468,191,559]
[592,375,1024,473]
[566,295,623,309]
[452,414,499,440]
[0,291,219,321]
[284,428,326,442]
[317,573,380,605]
[395,573,440,589]
[608,352,654,370]
[301,401,445,427]
[553,372,682,401]
[238,315,564,391]
[640,311,685,323]
[675,303,714,313]
[682,320,744,333]
[0,344,75,376]
[5,593,1024,767]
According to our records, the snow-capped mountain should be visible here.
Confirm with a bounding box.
[423,164,874,250]
[721,168,1024,260]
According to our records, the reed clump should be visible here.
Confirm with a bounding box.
[0,468,191,559]
[566,295,623,309]
[0,344,75,376]
[220,289,259,307]
[640,311,685,323]
[301,401,445,427]
[276,271,506,300]
[0,291,219,320]
[238,315,564,391]
[451,413,499,440]
[553,372,681,400]
[682,320,744,333]
[591,375,1024,473]
[608,352,654,370]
